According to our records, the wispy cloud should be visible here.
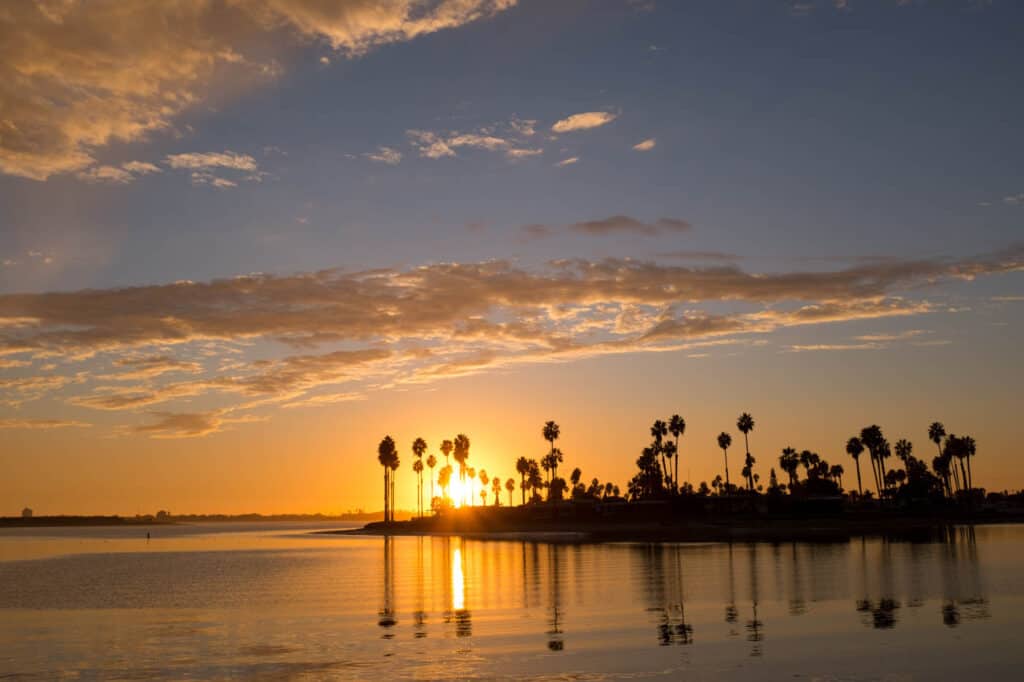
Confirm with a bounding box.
[364,146,403,165]
[570,216,691,236]
[551,112,618,133]
[662,250,742,262]
[555,157,579,167]
[633,138,656,151]
[165,152,258,172]
[0,418,91,430]
[0,244,1017,434]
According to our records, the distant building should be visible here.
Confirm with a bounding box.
[21,507,32,518]
[155,510,171,521]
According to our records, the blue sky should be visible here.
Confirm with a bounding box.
[0,0,1021,512]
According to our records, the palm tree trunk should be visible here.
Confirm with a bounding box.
[674,435,680,495]
[966,455,973,491]
[855,460,863,496]
[959,459,969,493]
[520,474,526,505]
[722,448,730,489]
[383,469,389,525]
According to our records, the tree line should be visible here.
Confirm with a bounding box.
[376,415,985,520]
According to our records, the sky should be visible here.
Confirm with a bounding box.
[0,0,1021,515]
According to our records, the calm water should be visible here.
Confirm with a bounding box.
[1,522,1022,680]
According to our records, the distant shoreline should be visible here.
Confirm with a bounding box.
[323,504,1024,544]
[0,513,398,528]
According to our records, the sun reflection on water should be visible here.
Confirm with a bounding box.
[452,540,465,611]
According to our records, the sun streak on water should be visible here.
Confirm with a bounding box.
[452,541,465,611]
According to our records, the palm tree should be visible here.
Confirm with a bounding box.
[479,470,489,504]
[894,439,912,468]
[438,465,453,505]
[859,425,885,498]
[516,456,530,505]
[527,459,543,501]
[928,422,946,461]
[412,459,424,517]
[505,478,515,506]
[378,435,397,523]
[426,454,437,507]
[412,437,427,517]
[737,412,755,467]
[717,432,732,490]
[467,466,476,505]
[779,447,799,488]
[492,476,502,505]
[669,414,686,495]
[743,451,756,491]
[962,435,976,491]
[441,439,454,467]
[846,437,864,496]
[662,441,677,493]
[651,419,669,486]
[830,464,844,490]
[543,421,561,478]
[389,456,400,522]
[453,434,470,505]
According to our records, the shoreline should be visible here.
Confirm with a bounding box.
[321,510,1024,544]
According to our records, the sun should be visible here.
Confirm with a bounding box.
[447,477,467,508]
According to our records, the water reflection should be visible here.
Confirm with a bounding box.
[374,527,993,652]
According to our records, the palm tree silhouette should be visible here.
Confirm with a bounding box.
[467,466,476,506]
[779,447,799,488]
[378,436,397,523]
[846,437,865,496]
[662,440,677,494]
[743,451,756,491]
[962,435,976,491]
[441,439,454,468]
[928,422,946,463]
[717,432,732,490]
[426,454,437,508]
[830,464,844,490]
[438,465,453,506]
[894,439,912,468]
[651,420,668,487]
[506,478,515,506]
[737,413,755,475]
[492,476,502,505]
[669,414,686,495]
[453,434,470,506]
[390,456,399,521]
[479,469,489,505]
[516,456,530,505]
[543,421,561,479]
[412,459,424,517]
[859,425,885,498]
[412,437,427,517]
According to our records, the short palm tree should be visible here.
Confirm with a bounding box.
[717,432,732,490]
[651,419,668,485]
[830,464,844,490]
[441,439,454,467]
[894,439,912,467]
[505,478,515,506]
[492,476,502,505]
[467,466,476,505]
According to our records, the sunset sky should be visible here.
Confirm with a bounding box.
[1,0,1021,515]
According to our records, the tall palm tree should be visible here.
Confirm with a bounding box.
[441,439,454,467]
[412,438,427,517]
[928,422,946,461]
[543,421,561,479]
[453,434,470,505]
[669,414,686,495]
[662,441,677,493]
[426,454,437,507]
[846,437,864,496]
[859,425,885,498]
[717,432,732,490]
[389,456,399,522]
[516,456,530,505]
[378,435,397,523]
[651,419,669,486]
[737,413,755,467]
[412,459,424,517]
[506,478,515,506]
[962,435,976,491]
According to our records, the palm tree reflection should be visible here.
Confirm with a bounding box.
[378,536,397,637]
[449,538,472,638]
[547,544,564,651]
